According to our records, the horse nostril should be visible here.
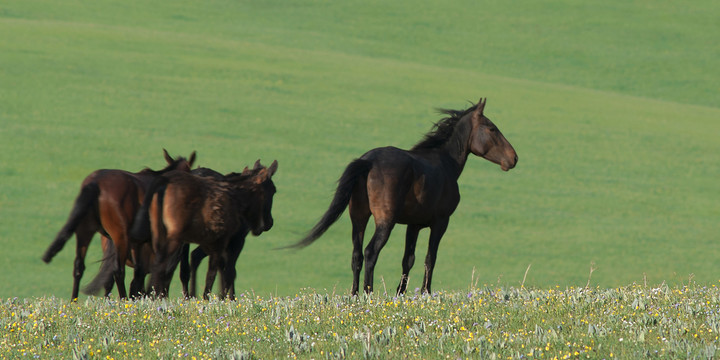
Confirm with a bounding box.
[514,154,518,164]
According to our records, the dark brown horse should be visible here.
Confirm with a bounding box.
[176,167,255,299]
[138,160,278,298]
[42,149,196,299]
[290,98,517,295]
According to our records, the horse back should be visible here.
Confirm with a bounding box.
[82,169,143,225]
[160,171,239,247]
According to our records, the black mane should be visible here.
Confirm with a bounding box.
[138,156,190,175]
[410,103,477,151]
[225,167,265,183]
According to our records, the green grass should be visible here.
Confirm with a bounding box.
[1,0,719,301]
[3,285,720,359]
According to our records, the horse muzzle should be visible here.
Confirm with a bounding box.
[501,154,518,171]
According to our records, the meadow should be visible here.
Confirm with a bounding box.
[3,285,720,359]
[1,0,719,328]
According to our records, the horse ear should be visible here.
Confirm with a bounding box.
[267,160,278,176]
[188,151,197,167]
[254,169,268,184]
[163,149,173,164]
[253,159,262,170]
[477,98,487,115]
[241,166,251,176]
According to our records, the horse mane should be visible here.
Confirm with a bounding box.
[225,167,265,184]
[137,156,190,175]
[411,103,478,151]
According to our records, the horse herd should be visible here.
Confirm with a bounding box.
[42,98,518,300]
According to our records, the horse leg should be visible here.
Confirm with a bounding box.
[203,253,221,300]
[129,244,148,298]
[363,222,395,294]
[179,244,190,298]
[97,236,115,297]
[397,225,421,295]
[162,248,183,296]
[72,223,95,300]
[422,218,449,294]
[111,235,129,300]
[189,247,207,298]
[349,197,370,296]
[218,252,234,299]
[224,230,248,300]
[150,238,181,298]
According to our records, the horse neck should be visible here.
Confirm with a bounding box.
[440,116,473,178]
[226,181,253,209]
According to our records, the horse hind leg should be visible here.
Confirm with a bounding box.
[179,244,190,298]
[349,201,370,296]
[108,234,129,299]
[189,246,208,298]
[397,225,421,295]
[204,254,223,300]
[100,236,118,298]
[363,222,395,294]
[72,223,95,300]
[129,243,152,298]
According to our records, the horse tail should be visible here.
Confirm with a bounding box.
[129,176,169,243]
[82,237,118,296]
[286,158,372,249]
[42,182,100,263]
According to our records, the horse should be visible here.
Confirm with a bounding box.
[42,149,196,300]
[135,160,278,298]
[289,98,517,295]
[177,167,254,299]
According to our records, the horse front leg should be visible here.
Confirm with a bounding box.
[422,218,449,294]
[397,225,421,295]
[224,230,248,300]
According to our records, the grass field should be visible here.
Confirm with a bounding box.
[1,0,719,301]
[4,285,720,359]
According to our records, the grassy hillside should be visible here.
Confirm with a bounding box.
[0,0,718,299]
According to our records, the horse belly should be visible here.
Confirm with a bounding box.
[398,185,459,225]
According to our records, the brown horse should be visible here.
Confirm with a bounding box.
[290,98,517,295]
[42,149,196,299]
[176,167,253,299]
[138,160,278,298]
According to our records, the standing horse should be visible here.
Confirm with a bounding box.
[138,160,278,298]
[42,149,196,299]
[290,98,517,295]
[177,167,257,299]
[154,166,251,299]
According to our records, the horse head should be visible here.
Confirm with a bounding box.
[162,148,197,173]
[241,160,278,236]
[467,99,518,171]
